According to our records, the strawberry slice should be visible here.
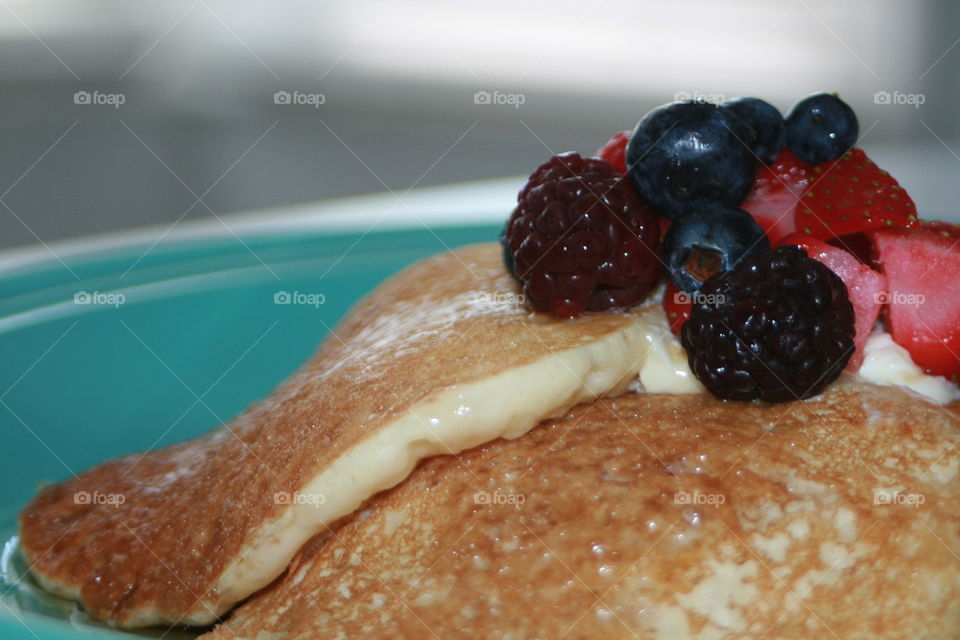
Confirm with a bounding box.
[658,216,672,242]
[921,219,960,241]
[595,130,630,173]
[867,226,960,381]
[780,233,887,370]
[795,148,918,240]
[740,149,813,244]
[662,282,691,335]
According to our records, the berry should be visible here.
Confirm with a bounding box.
[662,204,770,294]
[921,219,960,241]
[663,282,691,335]
[503,152,662,318]
[658,216,673,241]
[866,227,960,381]
[796,148,918,239]
[595,130,630,173]
[780,233,887,370]
[721,97,786,165]
[626,101,756,219]
[740,149,813,244]
[785,93,859,165]
[681,245,855,402]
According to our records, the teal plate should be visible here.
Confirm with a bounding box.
[0,222,500,639]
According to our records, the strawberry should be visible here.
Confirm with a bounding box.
[921,219,960,241]
[866,227,960,381]
[740,149,813,244]
[795,148,918,240]
[780,232,887,370]
[658,216,672,242]
[662,282,691,335]
[594,130,630,173]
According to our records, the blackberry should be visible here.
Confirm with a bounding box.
[503,152,662,318]
[681,245,854,402]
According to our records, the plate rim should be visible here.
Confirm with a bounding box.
[0,177,519,276]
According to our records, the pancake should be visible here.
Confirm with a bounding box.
[18,242,685,628]
[205,381,960,640]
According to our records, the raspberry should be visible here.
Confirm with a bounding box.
[681,245,854,402]
[503,152,662,318]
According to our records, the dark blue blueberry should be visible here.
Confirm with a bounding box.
[785,93,858,165]
[626,101,756,220]
[720,97,786,165]
[663,204,770,294]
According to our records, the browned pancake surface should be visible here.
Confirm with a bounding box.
[207,382,960,640]
[18,243,647,626]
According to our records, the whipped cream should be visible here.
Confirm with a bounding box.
[633,300,957,405]
[857,332,960,405]
[634,308,703,394]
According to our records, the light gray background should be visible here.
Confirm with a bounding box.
[2,0,959,251]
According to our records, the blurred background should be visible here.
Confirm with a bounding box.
[1,0,959,251]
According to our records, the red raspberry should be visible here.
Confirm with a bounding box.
[503,152,662,318]
[594,130,630,173]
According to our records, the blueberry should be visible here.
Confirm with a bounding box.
[663,204,770,294]
[626,101,756,220]
[785,93,858,165]
[720,97,786,165]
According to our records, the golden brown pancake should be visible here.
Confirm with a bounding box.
[205,381,960,640]
[18,243,678,627]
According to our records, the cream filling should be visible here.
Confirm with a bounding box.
[208,303,693,620]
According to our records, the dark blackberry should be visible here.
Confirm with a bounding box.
[681,245,854,402]
[503,152,662,318]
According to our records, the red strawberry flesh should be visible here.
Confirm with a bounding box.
[867,227,960,381]
[740,149,812,244]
